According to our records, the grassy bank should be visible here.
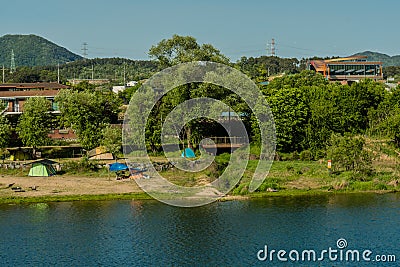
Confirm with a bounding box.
[1,139,399,204]
[1,186,398,205]
[0,192,152,204]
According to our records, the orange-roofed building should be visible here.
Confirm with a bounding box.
[309,56,383,83]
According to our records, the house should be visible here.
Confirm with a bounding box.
[0,82,77,141]
[309,56,383,83]
[0,82,69,115]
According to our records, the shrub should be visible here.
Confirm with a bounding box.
[62,157,100,174]
[326,134,373,175]
[299,150,312,161]
[232,182,250,195]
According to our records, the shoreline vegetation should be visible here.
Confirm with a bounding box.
[1,147,399,204]
[0,185,398,205]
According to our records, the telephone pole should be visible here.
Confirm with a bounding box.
[57,63,60,83]
[123,63,126,85]
[2,65,5,83]
[10,49,16,73]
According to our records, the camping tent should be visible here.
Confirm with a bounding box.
[181,148,196,158]
[108,162,128,172]
[28,159,58,177]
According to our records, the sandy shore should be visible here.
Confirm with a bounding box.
[0,174,143,198]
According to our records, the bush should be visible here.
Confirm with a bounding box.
[299,150,312,161]
[326,134,373,175]
[257,178,282,191]
[232,182,250,195]
[62,157,101,174]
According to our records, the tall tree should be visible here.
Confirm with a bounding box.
[56,89,121,150]
[101,125,122,160]
[148,35,230,148]
[148,34,229,67]
[16,97,52,154]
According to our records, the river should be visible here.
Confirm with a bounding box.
[0,193,399,266]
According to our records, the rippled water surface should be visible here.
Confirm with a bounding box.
[0,193,399,266]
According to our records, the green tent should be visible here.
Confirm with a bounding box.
[28,159,58,177]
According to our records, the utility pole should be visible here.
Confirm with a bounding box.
[2,65,4,83]
[123,63,126,85]
[10,49,16,73]
[57,63,60,83]
[91,65,94,80]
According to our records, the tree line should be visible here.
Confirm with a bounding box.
[0,35,399,165]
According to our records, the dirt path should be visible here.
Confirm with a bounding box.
[0,175,142,198]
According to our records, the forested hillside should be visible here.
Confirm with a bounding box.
[0,34,82,67]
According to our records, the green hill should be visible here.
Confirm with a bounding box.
[353,51,400,66]
[0,34,82,67]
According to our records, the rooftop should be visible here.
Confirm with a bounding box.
[0,82,69,90]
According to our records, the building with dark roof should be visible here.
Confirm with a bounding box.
[309,56,383,83]
[0,82,68,115]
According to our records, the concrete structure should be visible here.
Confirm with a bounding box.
[309,56,383,83]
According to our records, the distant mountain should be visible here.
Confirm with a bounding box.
[0,34,82,67]
[353,51,400,66]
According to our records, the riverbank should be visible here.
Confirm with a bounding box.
[0,174,151,203]
[0,172,398,204]
[1,150,399,204]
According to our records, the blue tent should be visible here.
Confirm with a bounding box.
[109,162,128,172]
[181,148,196,158]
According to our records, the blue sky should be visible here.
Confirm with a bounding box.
[3,0,400,61]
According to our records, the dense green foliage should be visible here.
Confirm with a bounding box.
[16,97,52,148]
[0,34,82,67]
[327,134,372,176]
[0,116,11,148]
[149,34,229,67]
[144,35,233,150]
[235,56,302,80]
[101,125,122,159]
[262,71,389,157]
[59,58,160,82]
[55,89,121,150]
[368,87,400,146]
[3,58,160,84]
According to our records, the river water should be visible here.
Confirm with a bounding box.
[0,193,399,266]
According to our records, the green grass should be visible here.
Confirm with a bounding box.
[2,141,400,204]
[0,192,152,204]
